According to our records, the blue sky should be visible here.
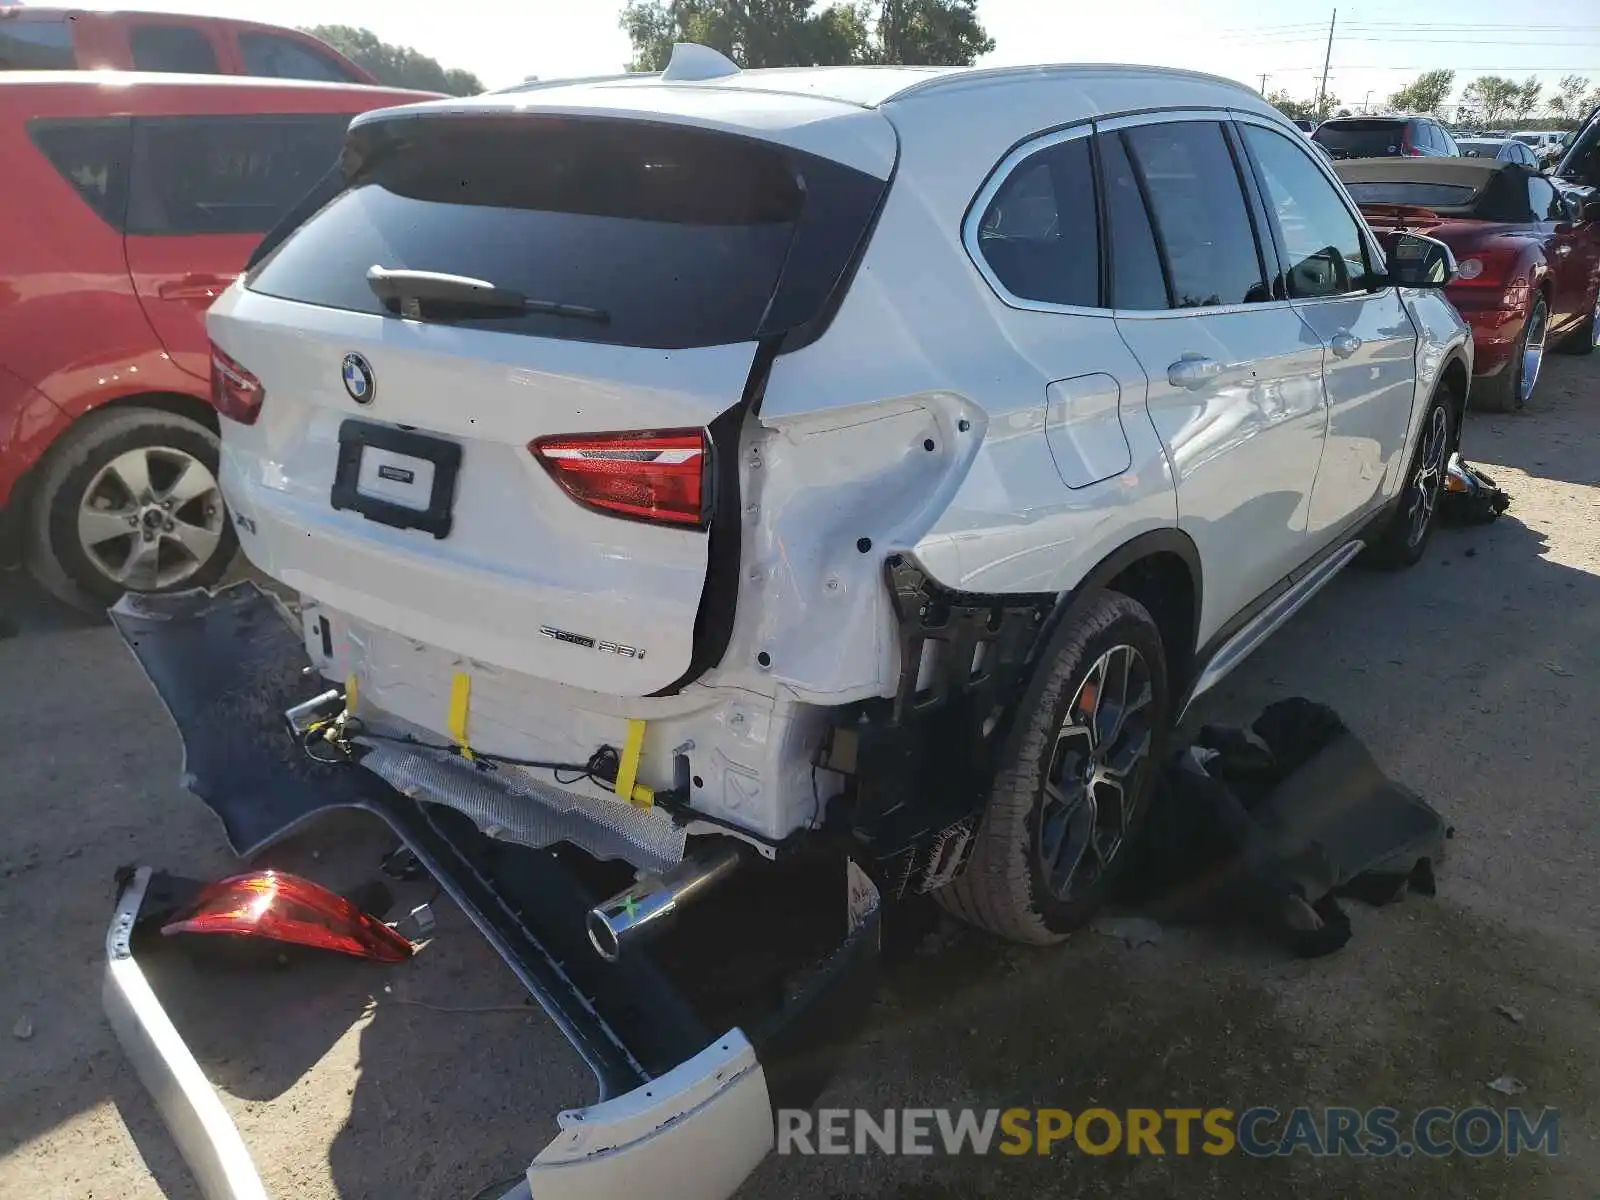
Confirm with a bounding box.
[99,0,1600,108]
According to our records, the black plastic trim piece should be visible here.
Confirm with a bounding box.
[330,419,462,540]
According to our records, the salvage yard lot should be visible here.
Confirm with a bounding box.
[2,357,1598,1200]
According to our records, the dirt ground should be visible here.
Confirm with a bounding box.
[1,355,1597,1200]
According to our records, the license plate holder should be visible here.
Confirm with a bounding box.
[331,419,461,539]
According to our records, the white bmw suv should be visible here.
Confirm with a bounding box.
[207,51,1471,947]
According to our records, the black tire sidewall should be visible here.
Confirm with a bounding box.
[37,413,235,608]
[1009,595,1170,935]
[1372,387,1454,569]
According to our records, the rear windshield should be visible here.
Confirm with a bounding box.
[1456,141,1502,157]
[1513,134,1541,146]
[1314,121,1408,158]
[1344,181,1480,209]
[248,116,877,350]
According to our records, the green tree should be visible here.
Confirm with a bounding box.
[619,0,992,72]
[1460,75,1522,127]
[1512,75,1542,122]
[1388,69,1454,115]
[304,25,484,95]
[1265,88,1315,122]
[1547,74,1589,119]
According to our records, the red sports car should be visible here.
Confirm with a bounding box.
[1336,158,1600,411]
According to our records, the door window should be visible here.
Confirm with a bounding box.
[974,135,1101,308]
[1097,131,1168,309]
[130,25,219,74]
[1435,125,1459,156]
[1241,123,1372,299]
[0,18,77,69]
[1526,174,1563,221]
[239,32,360,83]
[1122,121,1271,308]
[127,114,352,236]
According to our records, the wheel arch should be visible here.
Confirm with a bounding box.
[1438,348,1470,441]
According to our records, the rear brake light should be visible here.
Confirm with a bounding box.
[532,430,709,528]
[209,341,264,425]
[161,869,413,962]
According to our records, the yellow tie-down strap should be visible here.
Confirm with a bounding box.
[448,672,474,762]
[616,717,654,808]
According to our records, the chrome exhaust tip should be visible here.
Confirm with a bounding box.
[587,842,745,961]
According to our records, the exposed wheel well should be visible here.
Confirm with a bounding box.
[1105,551,1197,695]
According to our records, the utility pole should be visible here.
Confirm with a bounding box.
[1315,8,1337,120]
[1259,73,1269,95]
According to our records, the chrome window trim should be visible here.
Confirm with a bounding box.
[961,121,1109,317]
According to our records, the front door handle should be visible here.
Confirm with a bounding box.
[1330,331,1363,359]
[1167,354,1223,390]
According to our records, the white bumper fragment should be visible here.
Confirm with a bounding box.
[103,867,774,1200]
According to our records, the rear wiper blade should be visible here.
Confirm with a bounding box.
[365,266,609,323]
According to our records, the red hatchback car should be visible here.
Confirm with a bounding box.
[0,73,435,608]
[1337,158,1600,411]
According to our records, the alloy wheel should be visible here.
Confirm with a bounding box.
[77,447,225,590]
[1406,404,1449,549]
[1517,299,1548,407]
[1037,643,1155,902]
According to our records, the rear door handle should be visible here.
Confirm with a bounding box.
[1167,354,1223,390]
[156,273,238,302]
[1330,331,1363,359]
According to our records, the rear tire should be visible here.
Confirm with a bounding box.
[935,591,1170,944]
[1473,295,1547,412]
[1362,385,1454,571]
[25,407,236,612]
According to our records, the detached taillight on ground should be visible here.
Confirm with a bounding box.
[160,869,413,962]
[531,429,709,528]
[209,341,264,425]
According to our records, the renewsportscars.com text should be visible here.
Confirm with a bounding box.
[776,1106,1559,1158]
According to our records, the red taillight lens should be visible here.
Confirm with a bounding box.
[209,340,264,425]
[531,429,709,528]
[161,869,413,962]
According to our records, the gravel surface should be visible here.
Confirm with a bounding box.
[1,354,1596,1199]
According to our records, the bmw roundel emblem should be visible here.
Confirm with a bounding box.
[341,353,375,405]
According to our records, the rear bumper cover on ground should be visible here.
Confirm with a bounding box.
[104,583,882,1200]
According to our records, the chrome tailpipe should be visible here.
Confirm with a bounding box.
[587,843,746,961]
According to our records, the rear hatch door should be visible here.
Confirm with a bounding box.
[212,94,894,695]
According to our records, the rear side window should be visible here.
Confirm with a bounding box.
[28,119,132,229]
[1122,121,1270,308]
[1315,121,1406,159]
[239,32,359,82]
[1097,132,1168,310]
[249,117,882,349]
[128,114,351,235]
[974,135,1100,308]
[130,25,219,74]
[0,19,76,69]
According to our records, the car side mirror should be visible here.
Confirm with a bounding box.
[1382,232,1457,288]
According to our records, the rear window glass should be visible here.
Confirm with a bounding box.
[976,136,1100,308]
[130,25,219,74]
[1343,181,1480,209]
[0,18,76,69]
[1314,121,1408,159]
[28,119,131,228]
[1456,141,1502,157]
[249,118,816,349]
[129,114,352,235]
